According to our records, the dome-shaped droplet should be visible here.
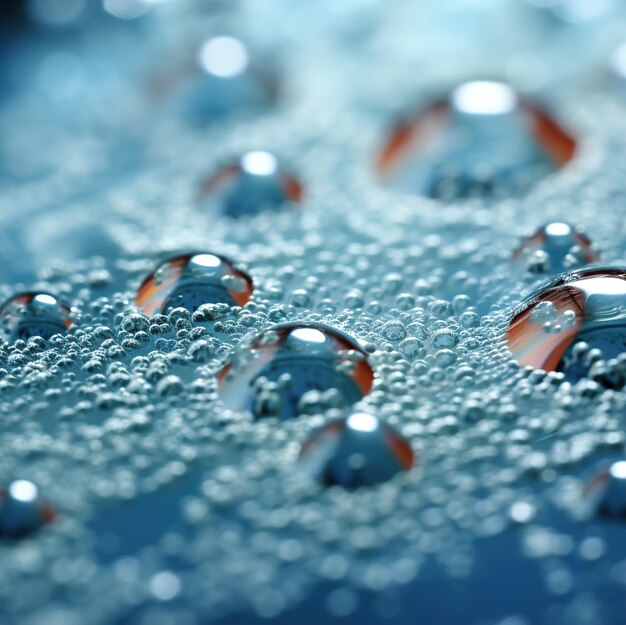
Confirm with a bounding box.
[507,268,626,385]
[163,36,277,123]
[377,80,576,199]
[0,480,55,539]
[218,322,374,419]
[526,0,612,25]
[298,412,414,488]
[0,292,72,342]
[583,461,626,519]
[513,222,598,275]
[199,150,303,218]
[136,252,253,316]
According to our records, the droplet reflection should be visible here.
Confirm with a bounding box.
[218,322,374,420]
[0,292,72,342]
[378,80,576,200]
[136,252,253,316]
[299,413,414,488]
[507,268,626,386]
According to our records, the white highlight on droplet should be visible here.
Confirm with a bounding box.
[545,222,572,237]
[241,151,278,176]
[33,294,57,306]
[610,461,626,480]
[9,480,38,503]
[346,412,379,432]
[192,254,221,268]
[198,36,249,78]
[452,81,517,116]
[611,43,626,79]
[290,327,327,344]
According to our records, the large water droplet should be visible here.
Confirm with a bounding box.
[218,322,374,419]
[513,222,598,275]
[584,461,626,519]
[507,267,626,385]
[199,150,303,218]
[163,36,277,123]
[377,80,576,199]
[135,252,253,316]
[0,292,72,342]
[298,412,414,488]
[0,480,55,539]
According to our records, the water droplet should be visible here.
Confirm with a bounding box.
[199,151,303,218]
[382,320,406,342]
[0,292,72,342]
[218,322,374,419]
[507,267,626,385]
[513,222,598,275]
[377,80,576,199]
[0,480,54,539]
[164,36,276,123]
[584,461,626,518]
[136,252,253,316]
[298,412,414,488]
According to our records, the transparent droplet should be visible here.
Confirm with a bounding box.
[0,292,72,342]
[583,461,626,519]
[161,36,277,123]
[507,268,626,385]
[218,322,374,420]
[298,412,414,488]
[136,252,253,316]
[513,222,597,275]
[0,480,55,539]
[199,151,303,218]
[377,80,576,199]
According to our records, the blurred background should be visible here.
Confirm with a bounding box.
[4,2,626,625]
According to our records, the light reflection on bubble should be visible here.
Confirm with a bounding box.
[241,150,278,176]
[8,480,38,503]
[451,81,518,116]
[198,37,250,78]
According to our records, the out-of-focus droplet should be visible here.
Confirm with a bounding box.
[513,222,598,275]
[135,252,253,316]
[218,322,374,419]
[0,480,55,539]
[584,461,626,519]
[162,36,277,123]
[103,0,148,20]
[526,0,611,24]
[0,292,72,342]
[609,41,626,87]
[28,0,90,27]
[298,412,414,488]
[377,80,576,200]
[199,150,303,218]
[507,268,626,385]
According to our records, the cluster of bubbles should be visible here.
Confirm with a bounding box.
[4,1,626,624]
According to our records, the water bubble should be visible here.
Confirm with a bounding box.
[298,412,415,488]
[136,252,253,316]
[218,322,374,419]
[430,328,458,349]
[382,320,406,342]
